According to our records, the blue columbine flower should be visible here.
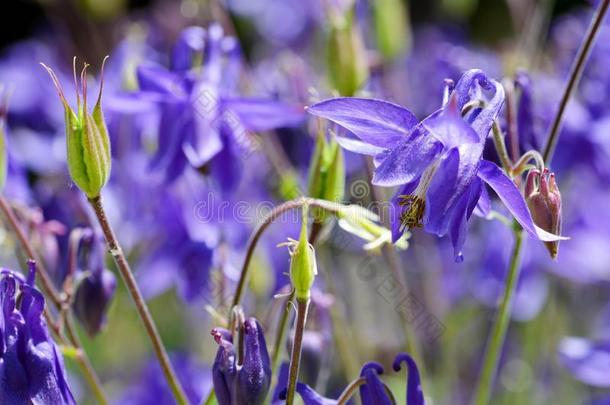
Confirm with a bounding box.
[308,69,563,260]
[212,317,272,405]
[0,261,75,404]
[134,24,305,191]
[278,352,424,404]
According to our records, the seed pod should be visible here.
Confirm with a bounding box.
[42,58,111,198]
[525,168,562,258]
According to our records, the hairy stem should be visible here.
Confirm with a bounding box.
[88,196,188,405]
[285,298,310,405]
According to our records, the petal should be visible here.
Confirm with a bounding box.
[473,185,491,218]
[236,319,271,404]
[476,160,567,241]
[335,135,387,156]
[422,96,479,149]
[558,337,610,387]
[359,362,393,405]
[307,97,418,149]
[221,98,305,131]
[373,130,442,187]
[393,353,425,405]
[136,65,186,97]
[172,26,206,72]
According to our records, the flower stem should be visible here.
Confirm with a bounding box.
[492,122,513,173]
[472,228,524,405]
[336,377,366,405]
[271,291,295,381]
[88,196,188,405]
[542,0,610,164]
[285,298,310,405]
[0,195,109,405]
[231,197,344,309]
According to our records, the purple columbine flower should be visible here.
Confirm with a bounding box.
[308,69,563,260]
[279,353,424,405]
[0,261,75,404]
[72,228,117,337]
[135,24,305,190]
[211,317,271,405]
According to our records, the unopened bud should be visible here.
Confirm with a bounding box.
[288,207,317,301]
[42,58,111,198]
[525,168,562,259]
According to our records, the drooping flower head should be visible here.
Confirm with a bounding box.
[308,69,564,260]
[0,261,75,404]
[211,317,271,404]
[71,228,117,337]
[279,352,424,404]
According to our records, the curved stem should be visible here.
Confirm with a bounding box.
[336,377,366,405]
[542,0,610,164]
[285,298,310,405]
[472,228,524,405]
[0,195,108,404]
[88,196,188,405]
[231,197,344,309]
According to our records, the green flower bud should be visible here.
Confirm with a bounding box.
[284,207,317,301]
[307,132,345,222]
[326,7,368,96]
[373,0,411,61]
[42,58,111,199]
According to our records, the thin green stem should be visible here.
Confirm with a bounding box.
[472,229,524,405]
[88,196,188,405]
[492,122,513,173]
[542,0,610,164]
[270,292,295,382]
[0,195,108,405]
[285,298,310,405]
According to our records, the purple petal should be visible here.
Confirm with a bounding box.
[476,160,566,241]
[373,130,442,187]
[222,98,305,131]
[393,353,425,405]
[307,97,418,149]
[137,65,186,97]
[422,96,479,149]
[334,135,386,156]
[558,337,610,387]
[172,26,206,72]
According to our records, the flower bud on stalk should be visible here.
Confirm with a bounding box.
[525,168,562,258]
[41,58,111,198]
[289,206,317,301]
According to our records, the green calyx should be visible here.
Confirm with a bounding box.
[42,57,111,199]
[288,206,317,301]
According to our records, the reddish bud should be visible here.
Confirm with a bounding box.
[525,168,562,258]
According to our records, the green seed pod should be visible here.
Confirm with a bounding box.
[373,0,411,61]
[326,8,368,96]
[289,207,317,301]
[42,58,111,199]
